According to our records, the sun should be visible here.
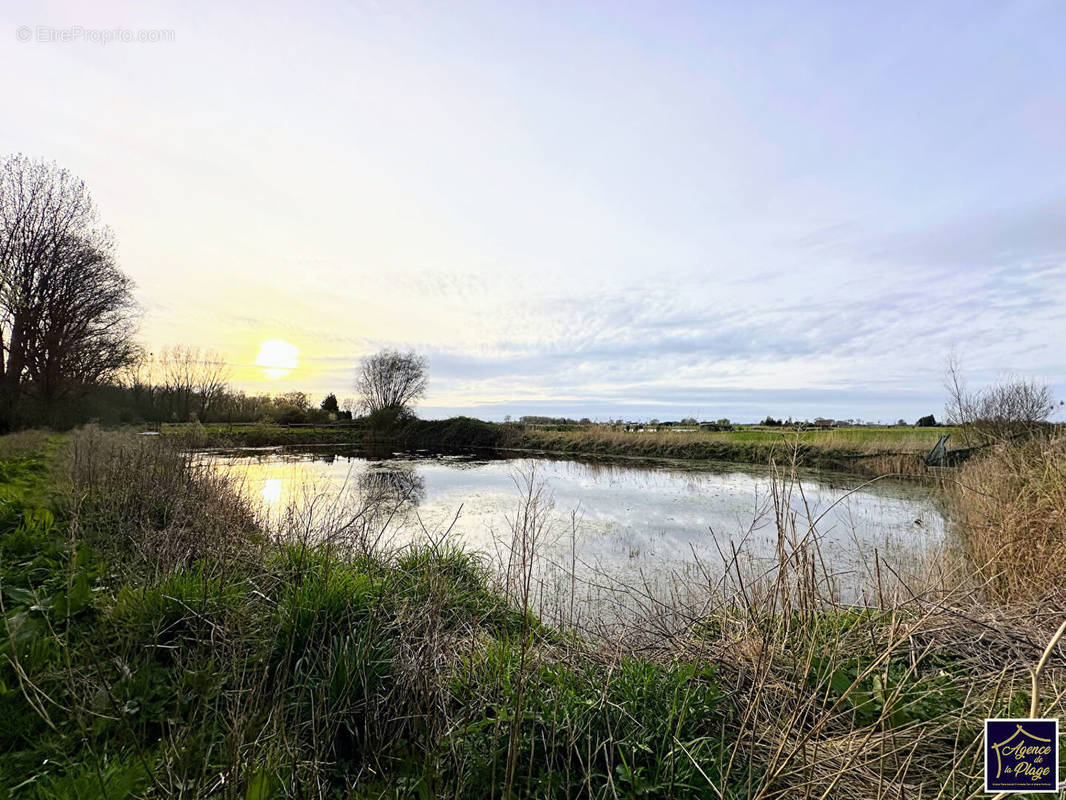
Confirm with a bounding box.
[255,339,299,380]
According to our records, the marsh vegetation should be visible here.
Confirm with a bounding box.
[1,427,1063,798]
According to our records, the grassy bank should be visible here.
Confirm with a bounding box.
[166,420,953,476]
[1,429,1063,798]
[505,425,951,475]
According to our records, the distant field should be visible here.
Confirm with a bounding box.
[522,425,956,454]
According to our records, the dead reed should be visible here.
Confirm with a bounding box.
[945,434,1066,605]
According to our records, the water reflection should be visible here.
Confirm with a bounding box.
[204,447,945,621]
[358,463,426,507]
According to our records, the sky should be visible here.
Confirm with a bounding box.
[2,0,1064,422]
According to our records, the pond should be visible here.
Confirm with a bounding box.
[203,447,945,627]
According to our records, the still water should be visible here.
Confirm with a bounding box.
[204,447,944,621]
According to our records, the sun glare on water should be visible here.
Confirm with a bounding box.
[255,339,299,380]
[260,477,283,505]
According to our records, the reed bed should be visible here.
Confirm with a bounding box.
[946,435,1066,605]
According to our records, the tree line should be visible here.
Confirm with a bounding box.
[62,348,427,427]
[9,343,431,428]
[117,347,355,425]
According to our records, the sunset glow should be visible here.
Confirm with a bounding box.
[254,340,299,380]
[4,2,1063,420]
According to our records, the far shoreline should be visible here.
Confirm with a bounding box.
[161,417,955,478]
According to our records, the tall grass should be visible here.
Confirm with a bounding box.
[947,434,1066,605]
[0,428,1063,798]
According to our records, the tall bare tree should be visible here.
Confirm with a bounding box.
[157,345,232,421]
[355,349,427,415]
[0,154,138,416]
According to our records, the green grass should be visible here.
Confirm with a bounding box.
[160,415,507,450]
[696,425,952,446]
[1,429,1060,798]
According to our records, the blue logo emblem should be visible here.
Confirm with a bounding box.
[985,718,1059,793]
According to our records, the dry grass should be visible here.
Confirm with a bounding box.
[0,428,51,459]
[947,434,1066,605]
[465,442,1066,799]
[60,426,262,573]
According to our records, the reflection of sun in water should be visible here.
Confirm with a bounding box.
[260,477,283,505]
[255,340,299,380]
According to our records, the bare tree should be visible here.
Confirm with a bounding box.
[24,235,138,400]
[355,349,427,416]
[157,345,232,421]
[158,346,196,420]
[0,154,138,415]
[192,350,231,418]
[945,354,1056,444]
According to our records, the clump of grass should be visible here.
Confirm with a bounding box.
[444,646,735,798]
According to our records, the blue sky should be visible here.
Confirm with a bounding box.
[2,0,1064,421]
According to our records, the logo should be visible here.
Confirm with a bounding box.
[985,718,1059,793]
